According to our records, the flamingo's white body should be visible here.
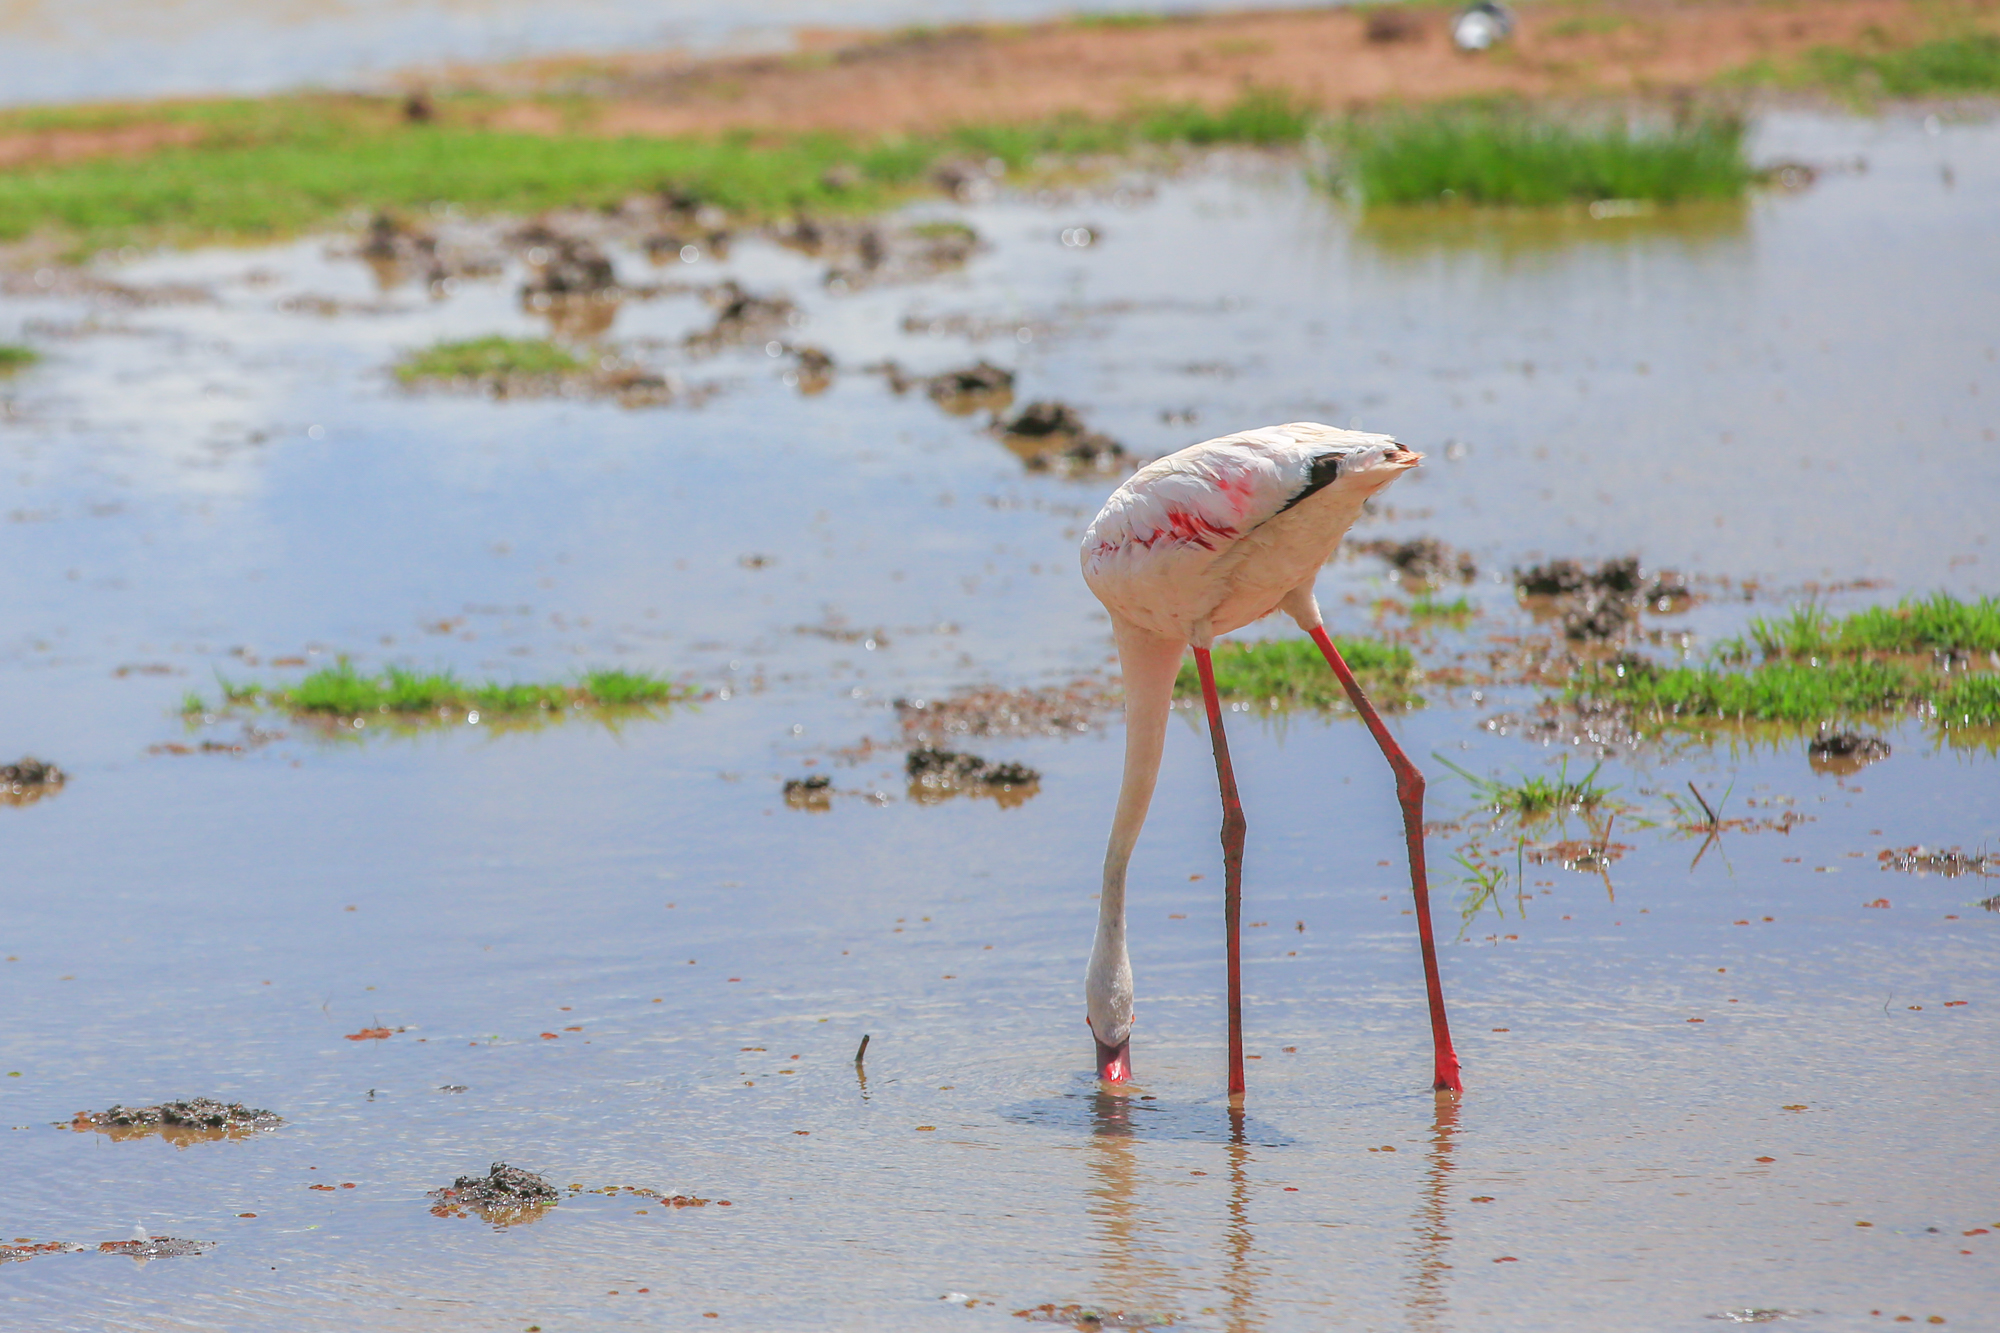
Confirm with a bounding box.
[1079,422,1462,1095]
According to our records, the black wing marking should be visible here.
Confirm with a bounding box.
[1275,453,1344,515]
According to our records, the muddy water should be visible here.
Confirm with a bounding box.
[1,110,1996,1330]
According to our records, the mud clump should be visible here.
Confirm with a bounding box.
[97,1237,214,1259]
[71,1098,281,1134]
[1515,556,1643,641]
[1355,537,1476,584]
[514,225,618,298]
[690,280,797,348]
[429,1162,559,1221]
[1,756,65,805]
[1365,7,1427,42]
[1877,846,1994,878]
[791,345,835,394]
[783,773,833,810]
[1808,730,1891,775]
[907,747,1040,805]
[997,401,1127,473]
[922,359,1015,415]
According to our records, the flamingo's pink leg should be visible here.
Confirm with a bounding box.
[1193,647,1249,1099]
[1308,626,1463,1094]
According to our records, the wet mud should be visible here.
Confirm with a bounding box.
[1354,536,1478,585]
[996,401,1128,473]
[895,680,1118,746]
[906,746,1041,806]
[428,1162,560,1223]
[0,755,63,805]
[1013,1303,1174,1329]
[1808,729,1892,775]
[68,1098,281,1144]
[782,773,833,810]
[1877,846,1995,878]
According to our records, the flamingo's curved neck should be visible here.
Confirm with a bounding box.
[1087,621,1185,1049]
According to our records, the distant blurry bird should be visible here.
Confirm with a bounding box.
[1452,1,1515,52]
[1079,423,1462,1097]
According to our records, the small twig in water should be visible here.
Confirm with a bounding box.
[1687,781,1719,827]
[854,1033,870,1065]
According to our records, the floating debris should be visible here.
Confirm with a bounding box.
[906,747,1040,805]
[1526,837,1633,872]
[0,756,64,805]
[997,401,1126,472]
[783,773,833,810]
[1877,846,1995,878]
[2,1237,212,1264]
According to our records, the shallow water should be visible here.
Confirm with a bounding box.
[1,111,1996,1330]
[4,0,1336,108]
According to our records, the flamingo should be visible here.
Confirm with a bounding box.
[1079,422,1462,1096]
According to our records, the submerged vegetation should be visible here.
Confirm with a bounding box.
[1330,106,1753,208]
[186,662,691,723]
[1175,636,1420,712]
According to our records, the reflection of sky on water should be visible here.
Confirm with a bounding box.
[6,0,1324,107]
[0,113,1995,1329]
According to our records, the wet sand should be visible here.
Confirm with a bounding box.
[0,109,1995,1329]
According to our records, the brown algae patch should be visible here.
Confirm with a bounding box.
[0,756,65,805]
[68,1097,281,1144]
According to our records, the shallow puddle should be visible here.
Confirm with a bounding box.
[0,110,1995,1330]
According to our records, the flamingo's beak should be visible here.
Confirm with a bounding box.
[1095,1034,1132,1083]
[1387,447,1424,468]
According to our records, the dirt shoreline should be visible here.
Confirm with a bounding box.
[0,0,1991,173]
[456,0,1979,137]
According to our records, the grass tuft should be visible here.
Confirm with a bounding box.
[395,336,584,384]
[1408,594,1475,621]
[0,344,39,371]
[1800,33,2000,99]
[1331,105,1752,207]
[187,660,691,720]
[1723,593,2000,661]
[1573,656,2000,727]
[1174,635,1420,711]
[1435,752,1613,818]
[0,89,1313,252]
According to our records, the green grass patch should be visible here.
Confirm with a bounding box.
[0,344,38,372]
[1572,657,2000,727]
[1798,33,2000,99]
[1435,752,1613,818]
[1722,593,2000,661]
[187,661,690,720]
[1330,105,1752,207]
[0,88,1313,252]
[1174,635,1421,711]
[394,336,584,384]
